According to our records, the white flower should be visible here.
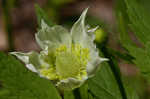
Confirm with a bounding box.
[10,8,108,90]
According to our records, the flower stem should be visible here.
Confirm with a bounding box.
[2,0,14,51]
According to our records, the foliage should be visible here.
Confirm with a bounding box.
[0,52,61,99]
[118,0,150,84]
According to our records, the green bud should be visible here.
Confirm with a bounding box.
[94,28,107,43]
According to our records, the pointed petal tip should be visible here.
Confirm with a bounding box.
[100,58,109,62]
[9,52,30,64]
[84,7,89,12]
[26,64,38,73]
[87,26,99,33]
[9,52,15,55]
[40,19,49,29]
[81,7,89,18]
[9,52,23,57]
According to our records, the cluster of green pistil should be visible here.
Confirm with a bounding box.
[40,44,90,82]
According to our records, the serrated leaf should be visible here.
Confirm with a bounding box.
[117,0,150,84]
[0,52,61,99]
[125,0,150,45]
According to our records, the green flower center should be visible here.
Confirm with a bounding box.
[40,44,90,81]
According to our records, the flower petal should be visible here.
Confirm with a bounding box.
[56,78,86,90]
[10,51,41,72]
[70,8,108,78]
[35,20,72,49]
[26,64,38,72]
[87,57,108,77]
[39,47,56,68]
[71,8,88,45]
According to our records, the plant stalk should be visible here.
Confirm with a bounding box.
[2,0,14,51]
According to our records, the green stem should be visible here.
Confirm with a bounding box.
[100,44,127,99]
[2,0,14,51]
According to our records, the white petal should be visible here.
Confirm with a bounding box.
[87,26,99,33]
[56,78,86,90]
[10,51,41,71]
[100,58,109,62]
[10,52,29,63]
[41,19,49,30]
[36,20,72,49]
[87,57,108,77]
[71,8,88,45]
[26,64,38,73]
[70,9,102,67]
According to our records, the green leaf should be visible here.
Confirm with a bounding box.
[125,0,150,45]
[117,0,150,84]
[124,0,150,72]
[88,58,122,99]
[116,0,150,98]
[88,48,140,99]
[107,47,134,63]
[88,93,96,99]
[64,91,75,99]
[79,84,89,99]
[0,52,61,99]
[123,75,146,99]
[125,86,139,99]
[35,4,55,27]
[117,12,136,47]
